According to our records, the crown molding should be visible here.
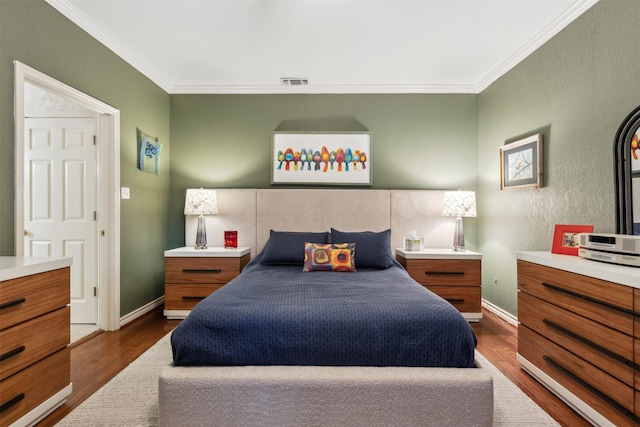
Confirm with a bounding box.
[168,83,479,95]
[45,0,173,93]
[477,0,600,93]
[46,0,599,96]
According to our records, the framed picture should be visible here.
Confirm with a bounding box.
[499,133,543,190]
[551,224,593,256]
[137,129,162,175]
[272,132,371,185]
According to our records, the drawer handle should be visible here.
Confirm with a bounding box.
[425,271,464,275]
[0,346,25,362]
[182,296,206,301]
[0,298,26,310]
[544,355,640,424]
[542,319,638,369]
[0,393,25,413]
[182,269,222,274]
[541,282,638,315]
[445,298,465,304]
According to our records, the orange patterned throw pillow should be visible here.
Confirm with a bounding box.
[303,242,356,272]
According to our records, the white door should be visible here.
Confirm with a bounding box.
[24,117,99,324]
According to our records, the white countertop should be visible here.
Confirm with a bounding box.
[0,256,73,282]
[395,248,482,260]
[165,246,251,257]
[517,251,639,288]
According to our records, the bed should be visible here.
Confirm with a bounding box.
[158,189,493,426]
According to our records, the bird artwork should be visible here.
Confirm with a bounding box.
[335,148,345,172]
[284,148,294,171]
[277,150,285,170]
[359,151,367,169]
[276,145,368,174]
[632,132,638,160]
[293,151,301,171]
[321,146,330,172]
[344,148,353,171]
[313,150,322,171]
[351,150,360,170]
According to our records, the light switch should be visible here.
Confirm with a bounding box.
[121,187,130,199]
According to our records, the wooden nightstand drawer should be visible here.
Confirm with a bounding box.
[402,259,480,286]
[0,267,70,331]
[165,256,249,284]
[0,306,70,381]
[0,347,70,427]
[424,285,480,312]
[165,283,226,310]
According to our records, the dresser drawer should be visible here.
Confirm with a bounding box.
[0,347,70,427]
[403,259,480,286]
[165,256,248,284]
[0,267,70,331]
[0,306,69,381]
[518,261,633,335]
[424,285,480,312]
[519,326,635,427]
[165,283,225,310]
[519,292,633,386]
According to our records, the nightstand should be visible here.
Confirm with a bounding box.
[164,247,251,319]
[395,248,482,322]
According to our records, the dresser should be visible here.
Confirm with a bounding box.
[395,248,482,322]
[164,247,251,319]
[516,251,640,427]
[0,256,72,427]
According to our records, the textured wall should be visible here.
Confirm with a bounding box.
[0,0,171,316]
[477,0,640,316]
[168,94,479,248]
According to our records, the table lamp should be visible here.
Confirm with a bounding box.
[442,190,476,252]
[184,189,218,249]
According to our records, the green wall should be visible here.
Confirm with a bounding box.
[2,0,637,320]
[478,0,640,315]
[0,0,171,316]
[168,94,479,247]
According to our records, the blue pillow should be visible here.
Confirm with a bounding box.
[261,230,330,265]
[330,228,394,269]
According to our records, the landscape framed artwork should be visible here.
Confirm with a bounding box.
[551,224,593,256]
[499,133,543,190]
[272,132,371,185]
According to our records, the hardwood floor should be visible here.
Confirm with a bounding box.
[36,306,590,426]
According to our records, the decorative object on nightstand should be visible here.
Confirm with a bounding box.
[395,248,482,322]
[224,230,238,248]
[442,190,476,252]
[184,188,218,249]
[164,246,251,319]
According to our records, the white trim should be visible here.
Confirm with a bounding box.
[481,298,518,327]
[120,296,165,327]
[11,383,72,427]
[517,354,616,427]
[14,61,121,331]
[476,0,600,92]
[44,0,600,96]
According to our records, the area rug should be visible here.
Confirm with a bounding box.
[56,332,560,426]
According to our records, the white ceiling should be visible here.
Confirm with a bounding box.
[46,0,599,94]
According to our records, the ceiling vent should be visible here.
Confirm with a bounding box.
[280,78,309,86]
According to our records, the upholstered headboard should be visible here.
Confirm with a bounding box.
[185,189,459,257]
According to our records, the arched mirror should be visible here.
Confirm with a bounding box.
[614,106,640,235]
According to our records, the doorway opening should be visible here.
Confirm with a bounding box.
[14,61,121,331]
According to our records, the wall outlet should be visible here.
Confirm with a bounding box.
[121,187,130,199]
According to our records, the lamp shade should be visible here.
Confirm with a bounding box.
[442,191,476,218]
[184,189,218,216]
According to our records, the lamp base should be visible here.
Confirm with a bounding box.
[194,214,208,249]
[452,216,466,252]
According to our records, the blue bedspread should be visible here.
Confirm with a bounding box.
[171,255,477,368]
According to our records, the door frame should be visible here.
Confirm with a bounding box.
[14,61,121,331]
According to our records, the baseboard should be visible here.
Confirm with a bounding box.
[481,299,518,327]
[120,296,165,327]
